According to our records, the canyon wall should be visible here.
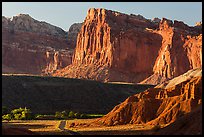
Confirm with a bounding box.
[54,8,202,84]
[141,19,202,84]
[2,14,77,75]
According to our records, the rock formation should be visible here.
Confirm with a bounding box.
[2,14,66,37]
[53,8,202,84]
[140,19,202,84]
[155,68,202,89]
[91,68,202,127]
[154,105,202,135]
[2,14,75,75]
[67,23,83,49]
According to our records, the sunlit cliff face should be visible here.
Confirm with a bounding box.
[54,8,202,84]
[2,14,73,75]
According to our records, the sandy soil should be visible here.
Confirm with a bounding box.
[2,119,158,135]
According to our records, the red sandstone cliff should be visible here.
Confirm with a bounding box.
[154,104,202,135]
[141,19,202,84]
[53,8,202,84]
[91,68,202,128]
[2,14,75,75]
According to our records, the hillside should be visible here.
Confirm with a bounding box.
[2,74,154,114]
[91,68,202,130]
[154,105,202,135]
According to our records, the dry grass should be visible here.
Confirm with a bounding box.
[2,73,41,76]
[65,119,152,131]
[2,120,60,133]
[2,119,156,135]
[65,119,156,135]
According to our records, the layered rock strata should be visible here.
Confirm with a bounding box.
[53,8,202,84]
[92,68,202,127]
[2,14,75,74]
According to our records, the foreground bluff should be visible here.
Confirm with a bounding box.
[53,8,202,84]
[92,68,202,129]
[2,14,79,75]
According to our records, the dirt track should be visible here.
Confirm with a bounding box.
[58,120,80,135]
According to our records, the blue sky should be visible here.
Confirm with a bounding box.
[2,2,202,31]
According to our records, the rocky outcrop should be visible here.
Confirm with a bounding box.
[155,68,202,89]
[141,19,202,84]
[92,68,202,127]
[53,8,202,84]
[154,105,202,135]
[2,14,74,75]
[53,8,162,82]
[72,8,160,67]
[2,14,66,37]
[67,23,83,49]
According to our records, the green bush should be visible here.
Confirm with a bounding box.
[14,113,22,120]
[3,107,33,120]
[55,111,70,119]
[61,111,68,118]
[11,107,24,115]
[74,112,81,118]
[68,111,75,118]
[2,114,12,121]
[55,111,62,118]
